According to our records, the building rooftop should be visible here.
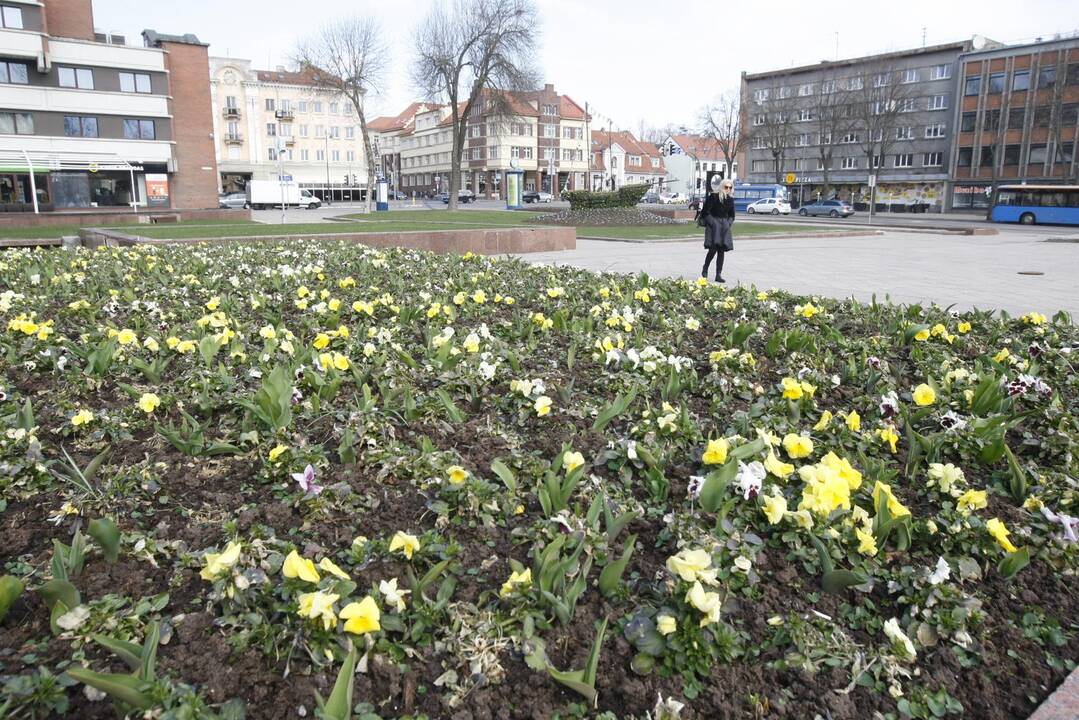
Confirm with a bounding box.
[742,39,978,82]
[142,30,206,48]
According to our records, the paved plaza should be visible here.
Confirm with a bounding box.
[521,227,1079,317]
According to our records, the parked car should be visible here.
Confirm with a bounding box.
[688,193,707,212]
[746,197,792,215]
[440,189,476,204]
[641,191,660,204]
[658,192,685,205]
[523,190,553,203]
[218,192,249,209]
[390,190,407,200]
[798,199,855,217]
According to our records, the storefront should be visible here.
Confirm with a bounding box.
[798,181,944,213]
[0,152,148,213]
[0,170,50,210]
[949,183,993,212]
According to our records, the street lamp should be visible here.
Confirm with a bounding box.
[324,132,331,206]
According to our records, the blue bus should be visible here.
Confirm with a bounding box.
[990,185,1079,225]
[731,183,788,213]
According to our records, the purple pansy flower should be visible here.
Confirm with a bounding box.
[292,464,323,496]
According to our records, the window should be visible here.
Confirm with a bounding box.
[542,124,556,137]
[797,109,813,122]
[519,146,533,159]
[329,102,339,114]
[964,76,981,96]
[957,147,973,167]
[470,148,482,160]
[298,101,307,113]
[279,123,292,137]
[753,114,766,126]
[901,68,917,84]
[1003,145,1021,165]
[1028,144,1047,164]
[59,66,94,89]
[1,5,24,28]
[490,146,500,160]
[960,112,976,133]
[268,148,278,161]
[980,146,995,166]
[820,80,836,94]
[840,132,858,144]
[315,149,324,161]
[651,157,659,168]
[931,64,951,80]
[225,121,238,138]
[752,136,767,149]
[816,157,828,171]
[928,95,948,111]
[330,126,340,138]
[871,128,883,142]
[896,126,913,140]
[988,72,1005,93]
[0,111,33,134]
[315,125,324,137]
[563,148,576,161]
[1033,107,1051,128]
[1012,70,1030,92]
[313,101,323,113]
[265,98,275,111]
[345,127,354,139]
[751,160,771,172]
[1053,142,1074,163]
[754,88,769,103]
[299,125,308,138]
[846,76,863,90]
[840,156,857,169]
[818,132,831,145]
[331,150,340,161]
[63,116,97,137]
[899,98,917,113]
[1068,64,1079,86]
[119,72,152,93]
[0,60,28,84]
[982,109,1001,131]
[779,86,793,98]
[794,133,810,147]
[923,152,943,167]
[266,123,277,136]
[925,123,945,138]
[874,73,890,87]
[123,119,155,140]
[872,154,884,169]
[1038,66,1056,88]
[542,103,557,115]
[1008,108,1026,130]
[1063,103,1079,126]
[798,83,813,96]
[300,149,309,161]
[628,154,641,165]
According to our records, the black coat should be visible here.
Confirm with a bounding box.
[701,193,735,220]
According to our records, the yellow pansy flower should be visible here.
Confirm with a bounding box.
[957,489,987,514]
[446,465,469,485]
[986,518,1018,553]
[563,451,585,473]
[764,451,795,479]
[268,444,288,462]
[912,383,936,406]
[341,596,381,635]
[282,550,321,583]
[782,433,814,459]
[116,328,137,345]
[534,396,553,417]
[389,531,421,560]
[499,568,532,597]
[855,528,878,556]
[200,541,242,581]
[318,557,351,580]
[761,494,787,524]
[846,410,861,432]
[702,438,729,465]
[71,409,94,427]
[297,590,339,631]
[137,393,161,414]
[813,410,833,431]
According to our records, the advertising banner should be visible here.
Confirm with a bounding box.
[145,173,169,208]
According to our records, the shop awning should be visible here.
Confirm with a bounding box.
[0,150,143,214]
[0,150,143,173]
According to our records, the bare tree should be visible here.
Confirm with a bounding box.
[809,74,855,197]
[700,89,746,181]
[850,64,917,214]
[411,0,540,210]
[295,18,387,213]
[748,83,796,184]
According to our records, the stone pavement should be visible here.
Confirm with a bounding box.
[519,230,1079,317]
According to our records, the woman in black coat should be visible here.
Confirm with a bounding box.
[697,179,735,283]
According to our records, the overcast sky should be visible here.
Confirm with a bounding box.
[95,0,1079,133]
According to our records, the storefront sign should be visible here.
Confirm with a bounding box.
[145,173,169,208]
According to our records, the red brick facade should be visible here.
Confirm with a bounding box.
[157,41,220,209]
[42,0,95,41]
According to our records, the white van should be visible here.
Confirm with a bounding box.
[246,180,322,210]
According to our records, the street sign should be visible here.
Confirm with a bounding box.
[868,174,877,188]
[278,175,293,182]
[784,172,796,184]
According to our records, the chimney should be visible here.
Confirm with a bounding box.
[44,0,96,41]
[544,83,554,92]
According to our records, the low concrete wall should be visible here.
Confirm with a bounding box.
[78,226,575,255]
[646,208,696,220]
[0,208,250,229]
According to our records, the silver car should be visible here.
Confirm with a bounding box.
[218,192,249,209]
[798,199,854,217]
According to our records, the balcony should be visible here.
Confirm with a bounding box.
[274,109,294,120]
[283,137,295,146]
[224,132,243,144]
[222,107,241,119]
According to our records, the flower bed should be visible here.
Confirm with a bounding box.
[532,208,689,226]
[0,241,1076,720]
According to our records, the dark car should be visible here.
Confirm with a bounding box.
[522,190,553,203]
[641,191,660,204]
[441,189,475,204]
[798,199,855,217]
[688,193,707,212]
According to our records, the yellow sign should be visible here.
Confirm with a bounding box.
[784,173,796,184]
[88,162,100,173]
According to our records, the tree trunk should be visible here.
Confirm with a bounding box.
[447,105,462,211]
[357,107,376,214]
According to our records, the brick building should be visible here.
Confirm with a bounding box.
[948,36,1079,211]
[0,0,218,211]
[393,84,589,200]
[590,129,666,191]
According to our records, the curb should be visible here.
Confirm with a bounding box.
[577,230,885,244]
[1028,666,1079,720]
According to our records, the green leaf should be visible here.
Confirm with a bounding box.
[65,669,153,710]
[822,569,868,594]
[39,579,80,612]
[490,458,517,492]
[92,635,143,671]
[0,575,24,623]
[699,460,737,513]
[87,518,121,564]
[598,535,636,597]
[807,534,835,576]
[592,390,636,432]
[316,643,356,720]
[997,547,1030,579]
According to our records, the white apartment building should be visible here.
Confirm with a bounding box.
[209,57,369,202]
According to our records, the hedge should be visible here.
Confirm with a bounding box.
[562,183,650,210]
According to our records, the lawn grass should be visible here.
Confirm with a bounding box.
[129,221,519,240]
[0,217,258,241]
[336,209,541,226]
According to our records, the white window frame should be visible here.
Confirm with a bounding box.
[901,68,918,84]
[931,64,951,80]
[929,94,948,111]
[925,123,946,139]
[923,151,943,167]
[841,156,857,169]
[894,153,914,168]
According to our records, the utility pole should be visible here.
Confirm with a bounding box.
[324,132,331,206]
[607,119,613,190]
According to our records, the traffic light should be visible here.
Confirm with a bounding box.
[343,174,350,185]
[351,174,357,186]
